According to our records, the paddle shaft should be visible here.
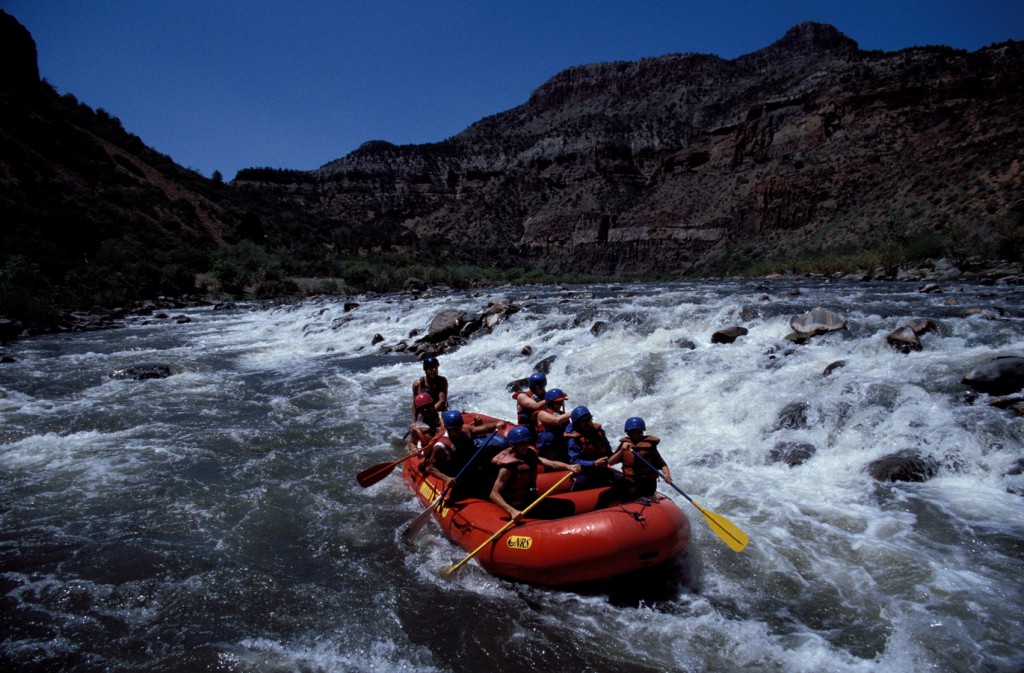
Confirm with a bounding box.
[445,471,573,576]
[626,445,749,552]
[401,430,499,540]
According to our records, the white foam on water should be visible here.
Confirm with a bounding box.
[2,282,1022,673]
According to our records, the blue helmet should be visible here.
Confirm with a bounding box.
[422,356,439,370]
[528,372,547,389]
[570,405,592,423]
[544,388,567,403]
[624,416,646,433]
[442,410,463,429]
[507,425,533,445]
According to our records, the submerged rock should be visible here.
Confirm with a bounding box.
[961,356,1024,395]
[111,363,179,381]
[823,360,846,377]
[773,401,809,430]
[769,441,816,467]
[987,396,1024,416]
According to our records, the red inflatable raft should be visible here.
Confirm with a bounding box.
[401,413,691,586]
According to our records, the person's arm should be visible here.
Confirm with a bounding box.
[490,467,521,520]
[538,456,580,473]
[434,377,448,412]
[424,445,455,486]
[411,380,420,421]
[608,439,630,466]
[567,438,596,468]
[467,416,506,436]
[538,409,570,427]
[653,448,672,484]
[515,392,546,413]
[408,421,427,453]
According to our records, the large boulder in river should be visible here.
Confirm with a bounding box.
[961,356,1024,395]
[711,326,748,344]
[790,307,847,336]
[483,300,521,330]
[867,451,938,483]
[419,302,522,354]
[425,309,466,343]
[886,326,922,353]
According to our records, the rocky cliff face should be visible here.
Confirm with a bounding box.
[245,22,1023,275]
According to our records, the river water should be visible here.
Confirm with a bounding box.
[1,279,1022,673]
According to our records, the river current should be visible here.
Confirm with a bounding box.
[1,279,1022,673]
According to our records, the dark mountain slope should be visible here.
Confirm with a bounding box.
[272,22,1022,275]
[1,10,246,321]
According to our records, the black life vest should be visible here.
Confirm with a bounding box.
[419,375,448,412]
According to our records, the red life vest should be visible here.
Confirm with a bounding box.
[492,447,540,506]
[620,435,663,481]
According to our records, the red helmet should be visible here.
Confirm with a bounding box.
[414,392,433,409]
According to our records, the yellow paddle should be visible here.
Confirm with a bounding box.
[444,471,573,576]
[628,446,749,552]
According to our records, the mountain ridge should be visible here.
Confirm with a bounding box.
[288,21,1022,275]
[2,13,1022,328]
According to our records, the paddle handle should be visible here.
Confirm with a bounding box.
[445,471,572,576]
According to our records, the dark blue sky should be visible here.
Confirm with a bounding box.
[7,1,1023,179]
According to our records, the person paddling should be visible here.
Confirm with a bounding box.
[424,410,504,500]
[566,405,623,493]
[512,372,548,429]
[604,416,671,503]
[490,425,579,521]
[535,388,572,462]
[408,392,442,454]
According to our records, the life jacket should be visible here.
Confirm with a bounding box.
[419,375,448,412]
[491,446,540,506]
[424,430,474,477]
[513,391,543,426]
[567,423,610,463]
[534,407,569,454]
[619,435,663,481]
